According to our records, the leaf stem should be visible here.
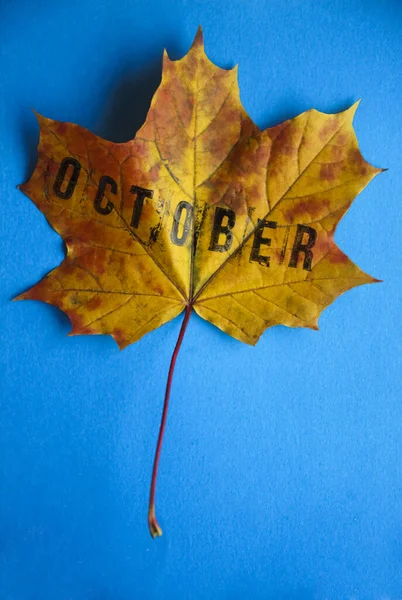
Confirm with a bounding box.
[148,304,192,538]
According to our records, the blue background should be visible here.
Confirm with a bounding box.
[1,0,401,598]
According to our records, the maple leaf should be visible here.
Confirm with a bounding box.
[17,27,382,537]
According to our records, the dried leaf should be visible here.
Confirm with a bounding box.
[17,27,382,536]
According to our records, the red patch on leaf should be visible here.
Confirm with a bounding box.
[86,296,103,311]
[284,199,325,224]
[112,327,128,347]
[328,249,348,264]
[57,123,67,136]
[80,325,97,335]
[267,121,289,142]
[67,311,86,332]
[149,164,161,182]
[78,251,106,276]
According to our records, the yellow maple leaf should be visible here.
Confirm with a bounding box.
[17,27,382,537]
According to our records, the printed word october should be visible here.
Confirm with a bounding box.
[53,156,318,272]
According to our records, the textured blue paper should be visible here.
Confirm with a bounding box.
[1,0,401,598]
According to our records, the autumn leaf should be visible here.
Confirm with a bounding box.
[17,27,382,537]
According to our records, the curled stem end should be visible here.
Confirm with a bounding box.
[148,506,163,539]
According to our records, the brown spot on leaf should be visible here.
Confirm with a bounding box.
[349,148,369,176]
[336,133,349,146]
[319,117,339,140]
[320,163,336,181]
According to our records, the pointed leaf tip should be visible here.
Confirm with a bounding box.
[31,108,48,127]
[343,99,361,122]
[191,26,204,49]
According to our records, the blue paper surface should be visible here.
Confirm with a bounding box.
[1,0,401,598]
